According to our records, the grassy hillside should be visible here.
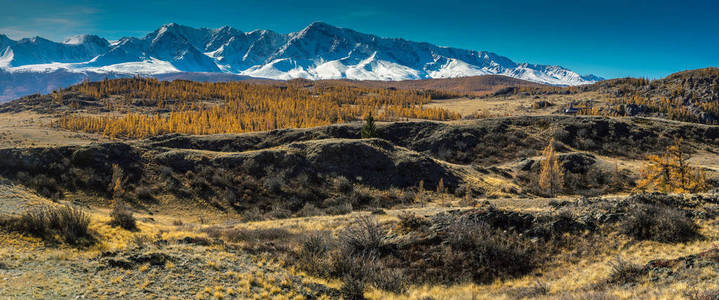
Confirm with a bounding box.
[1,69,719,299]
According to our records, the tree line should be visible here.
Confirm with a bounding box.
[54,78,461,138]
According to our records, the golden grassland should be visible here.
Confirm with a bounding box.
[52,78,461,139]
[2,185,719,299]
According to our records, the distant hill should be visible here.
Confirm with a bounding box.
[318,75,544,96]
[583,67,719,124]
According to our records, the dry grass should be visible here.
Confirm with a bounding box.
[0,111,110,148]
[1,182,718,299]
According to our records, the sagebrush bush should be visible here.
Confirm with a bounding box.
[619,204,699,242]
[607,257,645,284]
[340,275,367,300]
[133,185,154,201]
[265,204,292,219]
[7,205,92,246]
[296,231,331,276]
[370,268,407,294]
[325,198,353,215]
[263,175,285,194]
[399,189,415,204]
[110,201,137,231]
[241,207,263,222]
[397,212,429,232]
[297,203,324,217]
[334,176,354,194]
[687,289,719,300]
[437,219,535,283]
[338,216,386,255]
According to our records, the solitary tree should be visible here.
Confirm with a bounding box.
[361,113,377,138]
[110,164,126,199]
[538,138,564,196]
[635,139,708,193]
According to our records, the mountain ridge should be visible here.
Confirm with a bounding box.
[0,22,603,101]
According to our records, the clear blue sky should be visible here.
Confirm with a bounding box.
[1,0,717,79]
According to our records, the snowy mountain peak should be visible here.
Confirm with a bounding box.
[303,21,340,32]
[0,22,603,99]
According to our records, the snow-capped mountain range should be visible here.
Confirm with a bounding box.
[0,22,603,101]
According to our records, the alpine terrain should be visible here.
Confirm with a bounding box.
[0,22,602,101]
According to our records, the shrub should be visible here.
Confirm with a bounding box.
[109,201,137,231]
[265,204,292,219]
[326,200,353,215]
[263,175,285,194]
[340,275,367,300]
[371,268,407,294]
[397,212,429,232]
[619,204,699,242]
[291,212,539,294]
[8,205,93,246]
[334,176,354,194]
[296,231,332,277]
[687,289,719,300]
[241,207,263,222]
[399,190,415,204]
[349,187,375,207]
[133,185,154,201]
[297,203,324,217]
[436,219,535,283]
[607,257,645,284]
[338,216,386,255]
[28,174,62,199]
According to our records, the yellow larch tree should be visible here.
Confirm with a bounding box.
[538,138,564,197]
[635,138,708,193]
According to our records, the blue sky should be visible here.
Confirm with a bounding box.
[0,0,717,79]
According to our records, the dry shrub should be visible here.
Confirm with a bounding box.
[339,275,366,300]
[294,217,406,295]
[326,200,353,216]
[334,176,354,194]
[619,204,699,242]
[397,212,430,232]
[241,207,263,222]
[296,231,332,277]
[607,257,646,284]
[297,203,325,217]
[5,205,92,246]
[292,213,539,294]
[687,289,719,300]
[110,201,137,231]
[133,185,154,201]
[432,219,536,284]
[338,215,387,255]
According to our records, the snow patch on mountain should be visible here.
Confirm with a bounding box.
[427,58,491,78]
[86,57,179,75]
[0,46,13,68]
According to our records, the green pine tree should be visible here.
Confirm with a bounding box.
[361,113,377,138]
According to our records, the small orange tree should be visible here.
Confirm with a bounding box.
[538,138,564,196]
[635,139,708,193]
